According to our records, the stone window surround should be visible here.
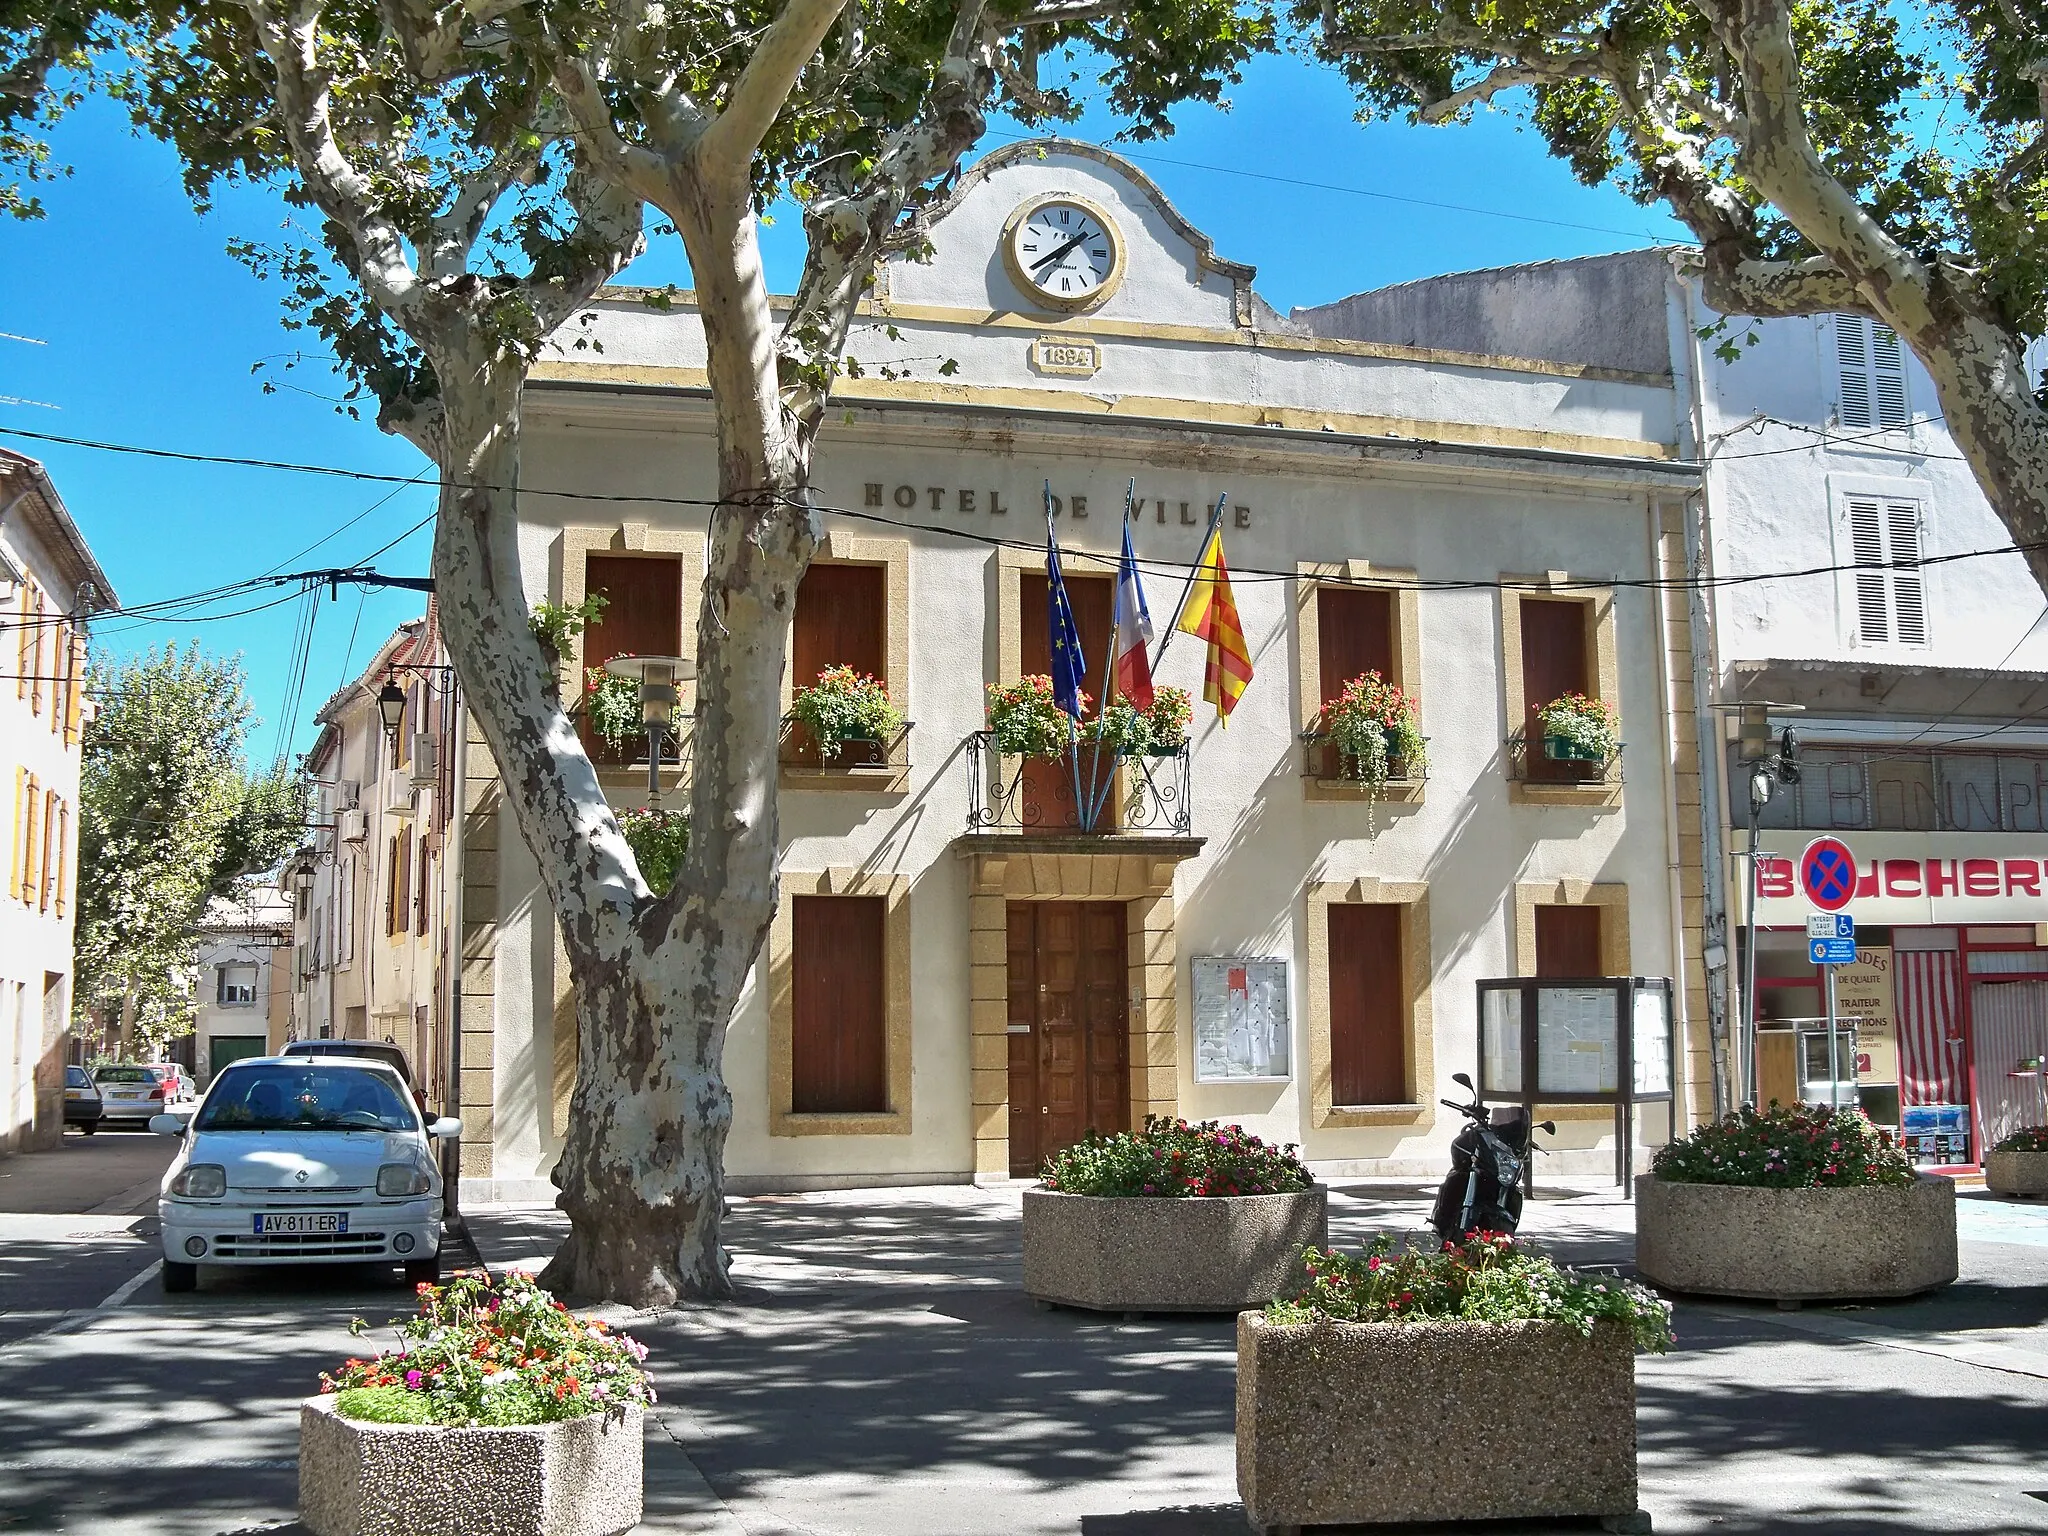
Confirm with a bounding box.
[1511,878,1633,1122]
[779,529,912,795]
[1303,878,1434,1130]
[1498,573,1623,808]
[1293,561,1425,805]
[959,843,1188,1178]
[554,523,707,790]
[767,867,914,1138]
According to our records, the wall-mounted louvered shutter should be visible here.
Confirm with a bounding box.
[1870,325,1910,427]
[1887,499,1927,644]
[1837,315,1874,429]
[1847,498,1890,642]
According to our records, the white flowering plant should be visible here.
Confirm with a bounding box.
[1266,1232,1673,1354]
[323,1271,654,1426]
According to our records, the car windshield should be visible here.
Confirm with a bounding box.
[195,1065,418,1133]
[96,1067,152,1083]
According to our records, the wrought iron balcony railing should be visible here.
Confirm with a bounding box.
[778,716,913,774]
[965,731,1192,835]
[1506,730,1623,785]
[1298,729,1431,787]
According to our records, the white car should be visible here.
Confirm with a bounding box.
[151,1056,461,1294]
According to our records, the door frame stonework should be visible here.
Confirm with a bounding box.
[958,840,1196,1179]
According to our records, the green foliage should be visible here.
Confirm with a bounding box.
[324,1272,654,1427]
[790,665,903,760]
[76,644,281,1052]
[1652,1102,1916,1188]
[530,595,607,669]
[582,668,644,752]
[1993,1125,2048,1154]
[1268,1233,1674,1355]
[1536,692,1619,759]
[985,675,1077,759]
[617,809,689,897]
[1040,1114,1313,1196]
[1322,670,1425,784]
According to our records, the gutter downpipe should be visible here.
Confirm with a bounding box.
[1672,258,1733,1120]
[443,669,468,1236]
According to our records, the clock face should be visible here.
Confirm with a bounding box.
[1010,199,1120,308]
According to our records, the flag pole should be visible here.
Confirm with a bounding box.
[1150,490,1230,671]
[1047,479,1088,830]
[1080,480,1136,831]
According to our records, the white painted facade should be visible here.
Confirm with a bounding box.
[191,889,292,1085]
[0,449,116,1154]
[453,140,1710,1202]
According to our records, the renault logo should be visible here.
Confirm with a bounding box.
[295,1170,309,1183]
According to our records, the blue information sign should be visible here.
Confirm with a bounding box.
[1810,937,1857,965]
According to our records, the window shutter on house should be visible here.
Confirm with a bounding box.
[8,766,23,901]
[1846,496,1929,647]
[64,631,84,745]
[1315,586,1396,710]
[53,800,66,916]
[1835,314,1910,430]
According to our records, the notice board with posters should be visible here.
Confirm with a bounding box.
[1192,957,1291,1082]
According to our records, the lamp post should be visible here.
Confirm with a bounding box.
[602,655,696,808]
[1733,704,1802,1109]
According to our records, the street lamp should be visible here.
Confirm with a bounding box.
[1734,704,1803,1109]
[602,655,697,807]
[376,679,407,736]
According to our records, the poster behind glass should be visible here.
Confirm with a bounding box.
[1192,957,1291,1082]
[1536,986,1619,1094]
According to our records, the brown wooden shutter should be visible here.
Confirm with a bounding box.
[415,844,431,936]
[1315,587,1395,711]
[38,789,55,913]
[1520,597,1592,779]
[8,767,23,900]
[793,563,886,688]
[14,585,28,699]
[52,798,66,916]
[791,894,887,1113]
[1021,571,1115,714]
[64,630,84,746]
[21,775,39,906]
[1328,902,1406,1105]
[583,555,684,668]
[28,588,44,716]
[1534,905,1604,978]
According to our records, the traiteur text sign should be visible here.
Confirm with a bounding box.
[1800,837,1858,914]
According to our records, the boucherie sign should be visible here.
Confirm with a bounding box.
[1738,831,2048,925]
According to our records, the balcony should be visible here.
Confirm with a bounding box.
[1299,729,1429,804]
[779,717,912,794]
[1506,730,1623,806]
[965,731,1192,836]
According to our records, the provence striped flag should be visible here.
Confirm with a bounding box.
[1175,524,1252,723]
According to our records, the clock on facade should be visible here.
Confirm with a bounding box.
[1003,195,1124,311]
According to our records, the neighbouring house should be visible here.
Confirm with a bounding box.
[285,606,461,1112]
[440,138,1710,1201]
[191,887,293,1085]
[0,448,118,1153]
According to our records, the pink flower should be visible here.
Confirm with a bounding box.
[404,1370,423,1390]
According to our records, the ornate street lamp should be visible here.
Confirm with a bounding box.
[376,679,407,736]
[601,655,696,808]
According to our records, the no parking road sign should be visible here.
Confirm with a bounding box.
[1799,836,1858,913]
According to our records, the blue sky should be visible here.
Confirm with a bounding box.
[0,52,1687,768]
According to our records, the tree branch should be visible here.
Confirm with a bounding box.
[695,0,848,179]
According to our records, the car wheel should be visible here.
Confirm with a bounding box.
[160,1260,197,1294]
[80,1120,97,1136]
[403,1254,440,1287]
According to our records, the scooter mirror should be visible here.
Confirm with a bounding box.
[1451,1071,1473,1091]
[1538,1121,1556,1135]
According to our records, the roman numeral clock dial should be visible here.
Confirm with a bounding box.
[1006,196,1124,312]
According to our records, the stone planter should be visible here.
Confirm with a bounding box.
[1022,1187,1326,1313]
[1635,1173,1958,1302]
[299,1395,643,1536]
[1236,1313,1641,1533]
[1986,1148,2048,1198]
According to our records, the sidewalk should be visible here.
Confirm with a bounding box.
[0,1179,2043,1533]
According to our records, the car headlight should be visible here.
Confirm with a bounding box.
[170,1164,226,1198]
[377,1163,432,1197]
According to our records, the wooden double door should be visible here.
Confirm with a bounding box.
[1007,901,1130,1177]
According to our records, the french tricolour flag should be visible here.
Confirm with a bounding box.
[1114,517,1155,710]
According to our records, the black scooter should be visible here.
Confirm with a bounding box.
[1429,1072,1554,1247]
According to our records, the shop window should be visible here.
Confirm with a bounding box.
[1519,596,1594,782]
[1535,905,1604,978]
[1328,902,1406,1105]
[791,894,887,1114]
[580,554,684,760]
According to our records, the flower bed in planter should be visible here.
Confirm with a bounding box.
[1023,1117,1325,1312]
[1636,1102,1956,1301]
[302,1273,653,1536]
[1238,1235,1668,1533]
[1986,1126,2048,1198]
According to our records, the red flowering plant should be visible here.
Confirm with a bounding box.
[1322,670,1426,784]
[1992,1125,2048,1154]
[321,1271,653,1426]
[1268,1232,1673,1354]
[1039,1115,1313,1197]
[1652,1101,1915,1189]
[987,674,1081,759]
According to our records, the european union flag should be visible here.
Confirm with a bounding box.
[1046,492,1088,721]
